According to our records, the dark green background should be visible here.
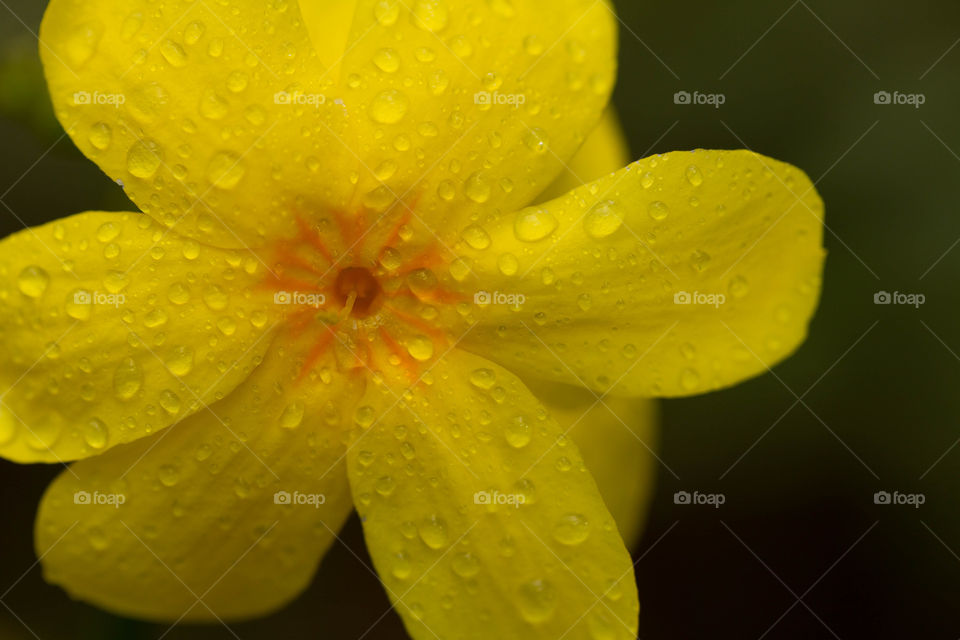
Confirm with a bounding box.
[1,1,959,638]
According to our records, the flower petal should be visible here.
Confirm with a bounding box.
[523,377,658,548]
[448,149,825,397]
[538,107,630,203]
[39,0,349,247]
[301,0,617,232]
[347,349,639,640]
[0,212,278,462]
[34,332,363,622]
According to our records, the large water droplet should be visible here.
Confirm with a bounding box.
[517,579,557,623]
[113,357,143,400]
[583,200,624,239]
[514,208,558,242]
[418,515,449,549]
[17,265,49,298]
[370,89,409,124]
[553,513,591,545]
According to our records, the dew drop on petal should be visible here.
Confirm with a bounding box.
[17,266,49,298]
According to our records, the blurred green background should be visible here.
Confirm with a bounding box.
[2,0,959,638]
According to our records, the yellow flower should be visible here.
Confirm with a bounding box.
[0,0,824,638]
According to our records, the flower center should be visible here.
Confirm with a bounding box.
[334,266,382,318]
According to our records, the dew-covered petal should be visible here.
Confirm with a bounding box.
[0,212,278,462]
[523,377,658,548]
[35,331,362,621]
[347,349,639,640]
[447,149,825,397]
[298,0,616,240]
[39,0,355,248]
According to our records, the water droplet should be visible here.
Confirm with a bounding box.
[391,551,412,579]
[375,475,396,496]
[165,346,195,376]
[461,224,491,250]
[685,165,704,187]
[497,253,519,276]
[83,418,108,449]
[17,265,49,298]
[206,151,245,189]
[524,127,550,154]
[553,513,590,545]
[583,200,624,239]
[160,39,188,67]
[113,357,143,400]
[411,0,449,32]
[126,139,163,178]
[469,368,497,389]
[370,89,409,124]
[226,71,248,93]
[159,389,182,415]
[465,172,492,204]
[517,579,557,623]
[514,208,558,242]
[407,336,434,361]
[588,610,618,640]
[199,89,229,120]
[167,282,190,305]
[158,464,180,487]
[647,200,670,221]
[452,552,480,577]
[280,401,305,429]
[375,1,401,25]
[88,122,112,150]
[354,405,376,428]
[373,48,401,73]
[729,275,749,298]
[680,368,700,391]
[505,416,531,448]
[418,515,449,549]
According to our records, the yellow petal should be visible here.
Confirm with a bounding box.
[523,377,658,548]
[317,0,617,234]
[348,349,639,640]
[35,331,363,622]
[449,149,825,397]
[0,212,277,462]
[539,107,630,202]
[40,0,616,251]
[39,0,346,248]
